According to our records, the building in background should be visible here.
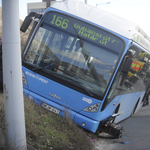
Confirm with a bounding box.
[27,2,46,14]
[43,0,57,8]
[27,0,59,14]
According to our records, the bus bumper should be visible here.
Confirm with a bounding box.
[73,113,99,133]
[23,89,99,133]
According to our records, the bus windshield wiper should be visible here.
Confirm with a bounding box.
[32,66,45,71]
[31,61,59,71]
[60,75,94,97]
[32,64,93,97]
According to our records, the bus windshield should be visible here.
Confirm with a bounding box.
[23,12,124,99]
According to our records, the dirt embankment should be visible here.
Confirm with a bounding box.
[0,7,31,52]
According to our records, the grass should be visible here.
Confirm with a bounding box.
[0,95,96,150]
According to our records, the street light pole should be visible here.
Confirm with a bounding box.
[2,0,27,149]
[96,2,110,7]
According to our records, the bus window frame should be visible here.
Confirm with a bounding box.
[22,9,126,101]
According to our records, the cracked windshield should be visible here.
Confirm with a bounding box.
[23,12,124,99]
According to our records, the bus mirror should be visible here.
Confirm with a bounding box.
[119,57,133,86]
[20,12,42,32]
[121,57,133,74]
[20,16,32,32]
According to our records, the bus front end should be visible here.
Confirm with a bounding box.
[21,6,125,133]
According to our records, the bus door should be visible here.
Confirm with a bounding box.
[104,43,149,123]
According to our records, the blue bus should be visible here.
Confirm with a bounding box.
[21,0,150,137]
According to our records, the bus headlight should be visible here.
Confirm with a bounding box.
[22,70,28,85]
[83,103,100,112]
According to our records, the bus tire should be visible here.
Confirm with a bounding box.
[143,87,150,106]
[131,98,140,116]
[119,133,122,138]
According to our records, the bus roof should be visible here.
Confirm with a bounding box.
[50,0,150,51]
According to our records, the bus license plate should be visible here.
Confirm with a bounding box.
[42,103,60,115]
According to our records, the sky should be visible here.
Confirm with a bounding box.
[0,0,150,36]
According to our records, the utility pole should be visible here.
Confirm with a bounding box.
[2,0,27,149]
[85,0,87,4]
[96,2,110,7]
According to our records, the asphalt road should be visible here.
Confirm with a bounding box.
[94,104,150,150]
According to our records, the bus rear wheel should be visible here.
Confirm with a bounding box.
[131,98,140,116]
[143,88,150,106]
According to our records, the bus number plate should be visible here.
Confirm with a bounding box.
[42,103,60,115]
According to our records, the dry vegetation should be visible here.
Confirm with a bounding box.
[0,95,95,150]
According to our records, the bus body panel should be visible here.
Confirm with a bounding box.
[20,0,150,134]
[22,67,103,118]
[73,113,99,133]
[97,91,145,124]
[113,92,145,123]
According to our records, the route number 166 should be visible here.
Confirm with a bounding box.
[50,15,69,29]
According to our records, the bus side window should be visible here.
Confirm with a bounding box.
[105,48,145,107]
